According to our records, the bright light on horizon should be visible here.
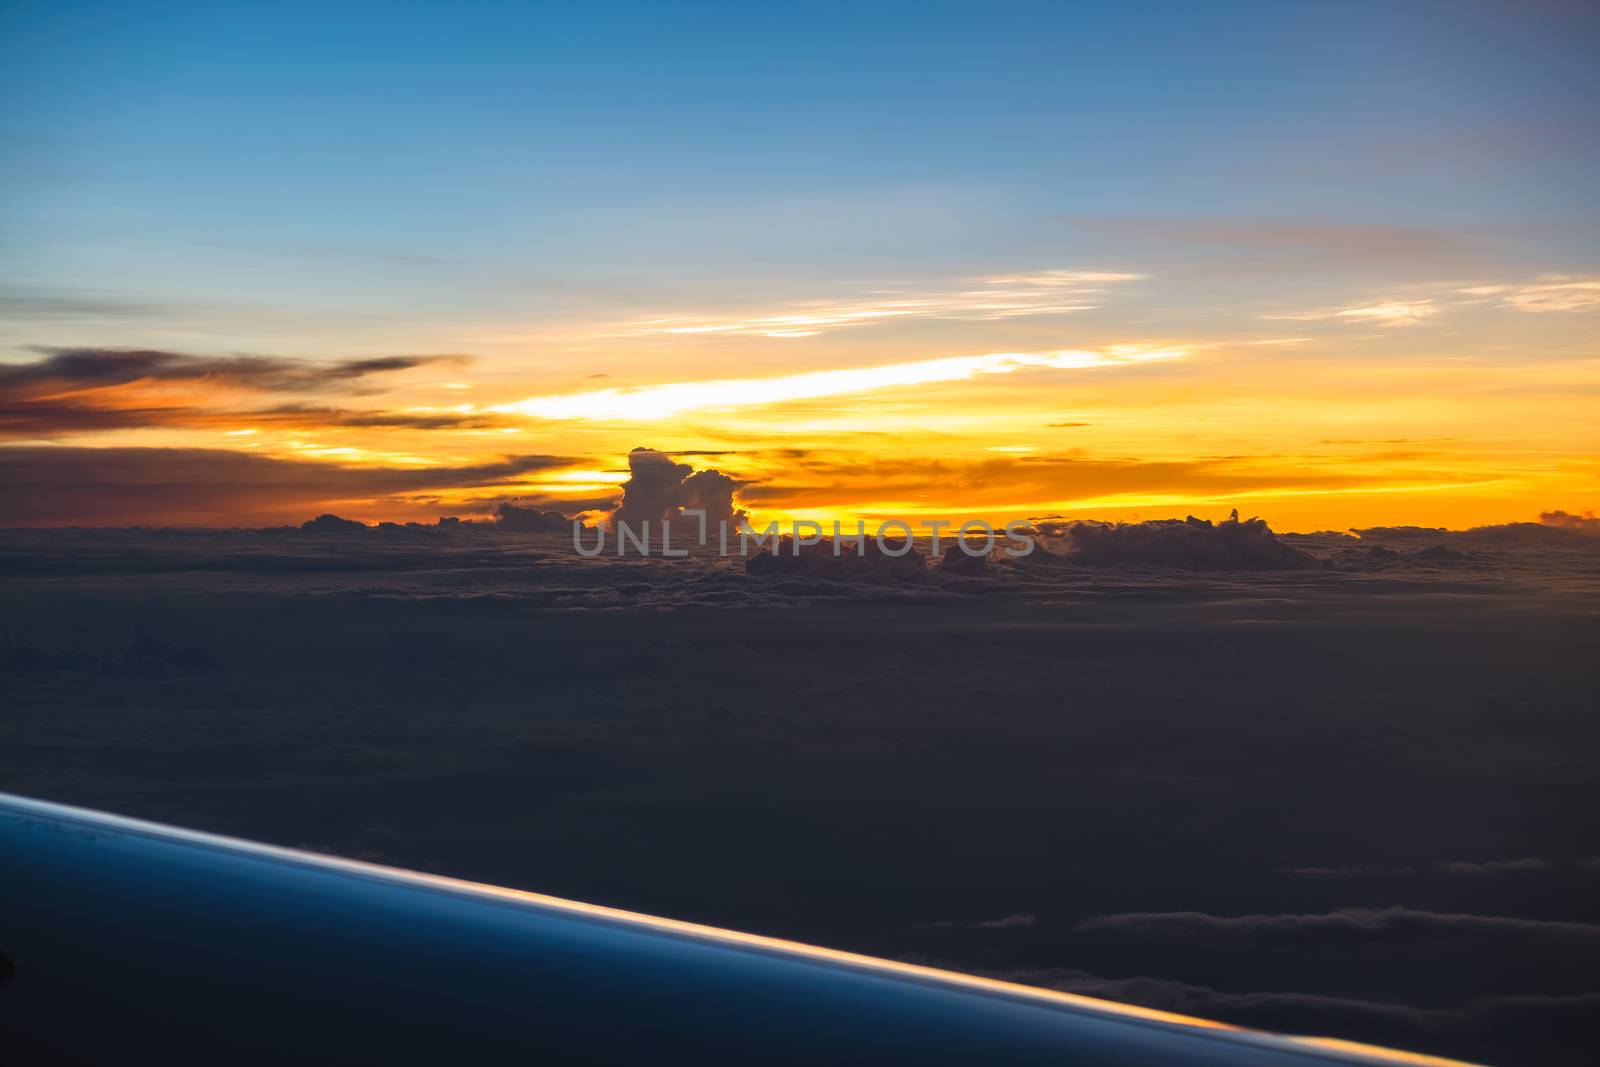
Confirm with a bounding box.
[492,345,1191,422]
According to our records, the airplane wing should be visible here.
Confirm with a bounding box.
[0,792,1471,1065]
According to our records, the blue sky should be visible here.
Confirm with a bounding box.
[3,0,1597,354]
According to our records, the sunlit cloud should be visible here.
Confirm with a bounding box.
[492,344,1189,422]
[1267,273,1600,329]
[1336,300,1440,325]
[1263,299,1438,326]
[1460,275,1600,314]
[632,269,1145,338]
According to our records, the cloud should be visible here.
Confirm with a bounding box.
[629,269,1143,339]
[1335,300,1440,325]
[493,502,571,532]
[1059,514,1315,570]
[493,345,1189,422]
[1265,273,1600,330]
[0,446,571,526]
[1540,509,1600,533]
[1262,299,1439,326]
[3,347,459,394]
[1075,906,1600,951]
[611,447,747,531]
[1462,275,1600,313]
[1436,858,1552,876]
[0,347,468,438]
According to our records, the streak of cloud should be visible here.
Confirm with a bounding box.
[493,345,1189,422]
[0,348,476,439]
[631,270,1144,338]
[1461,275,1600,313]
[1265,300,1440,326]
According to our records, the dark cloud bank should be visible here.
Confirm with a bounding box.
[3,450,1599,1064]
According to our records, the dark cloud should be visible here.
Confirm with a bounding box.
[4,346,459,393]
[1076,906,1600,951]
[493,502,571,533]
[745,536,927,580]
[611,447,746,531]
[2,519,1595,1065]
[250,405,503,430]
[1355,521,1600,548]
[1053,514,1316,570]
[1541,509,1600,533]
[0,446,571,527]
[0,347,466,438]
[299,514,370,534]
[1437,857,1553,876]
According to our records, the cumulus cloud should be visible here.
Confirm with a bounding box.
[493,502,571,533]
[611,447,747,531]
[1059,515,1315,570]
[1540,509,1600,533]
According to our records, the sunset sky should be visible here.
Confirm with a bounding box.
[2,1,1597,529]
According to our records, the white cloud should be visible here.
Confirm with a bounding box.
[1261,299,1439,327]
[1496,275,1600,313]
[632,270,1146,339]
[493,344,1189,422]
[1336,300,1440,325]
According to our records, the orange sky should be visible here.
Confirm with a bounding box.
[5,267,1596,530]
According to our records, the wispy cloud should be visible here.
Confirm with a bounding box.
[1336,300,1441,325]
[1459,274,1600,313]
[632,270,1144,338]
[1267,272,1600,328]
[493,344,1188,422]
[1265,299,1439,326]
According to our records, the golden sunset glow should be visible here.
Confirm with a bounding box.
[8,290,1594,529]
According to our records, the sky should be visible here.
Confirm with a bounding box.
[2,0,1597,529]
